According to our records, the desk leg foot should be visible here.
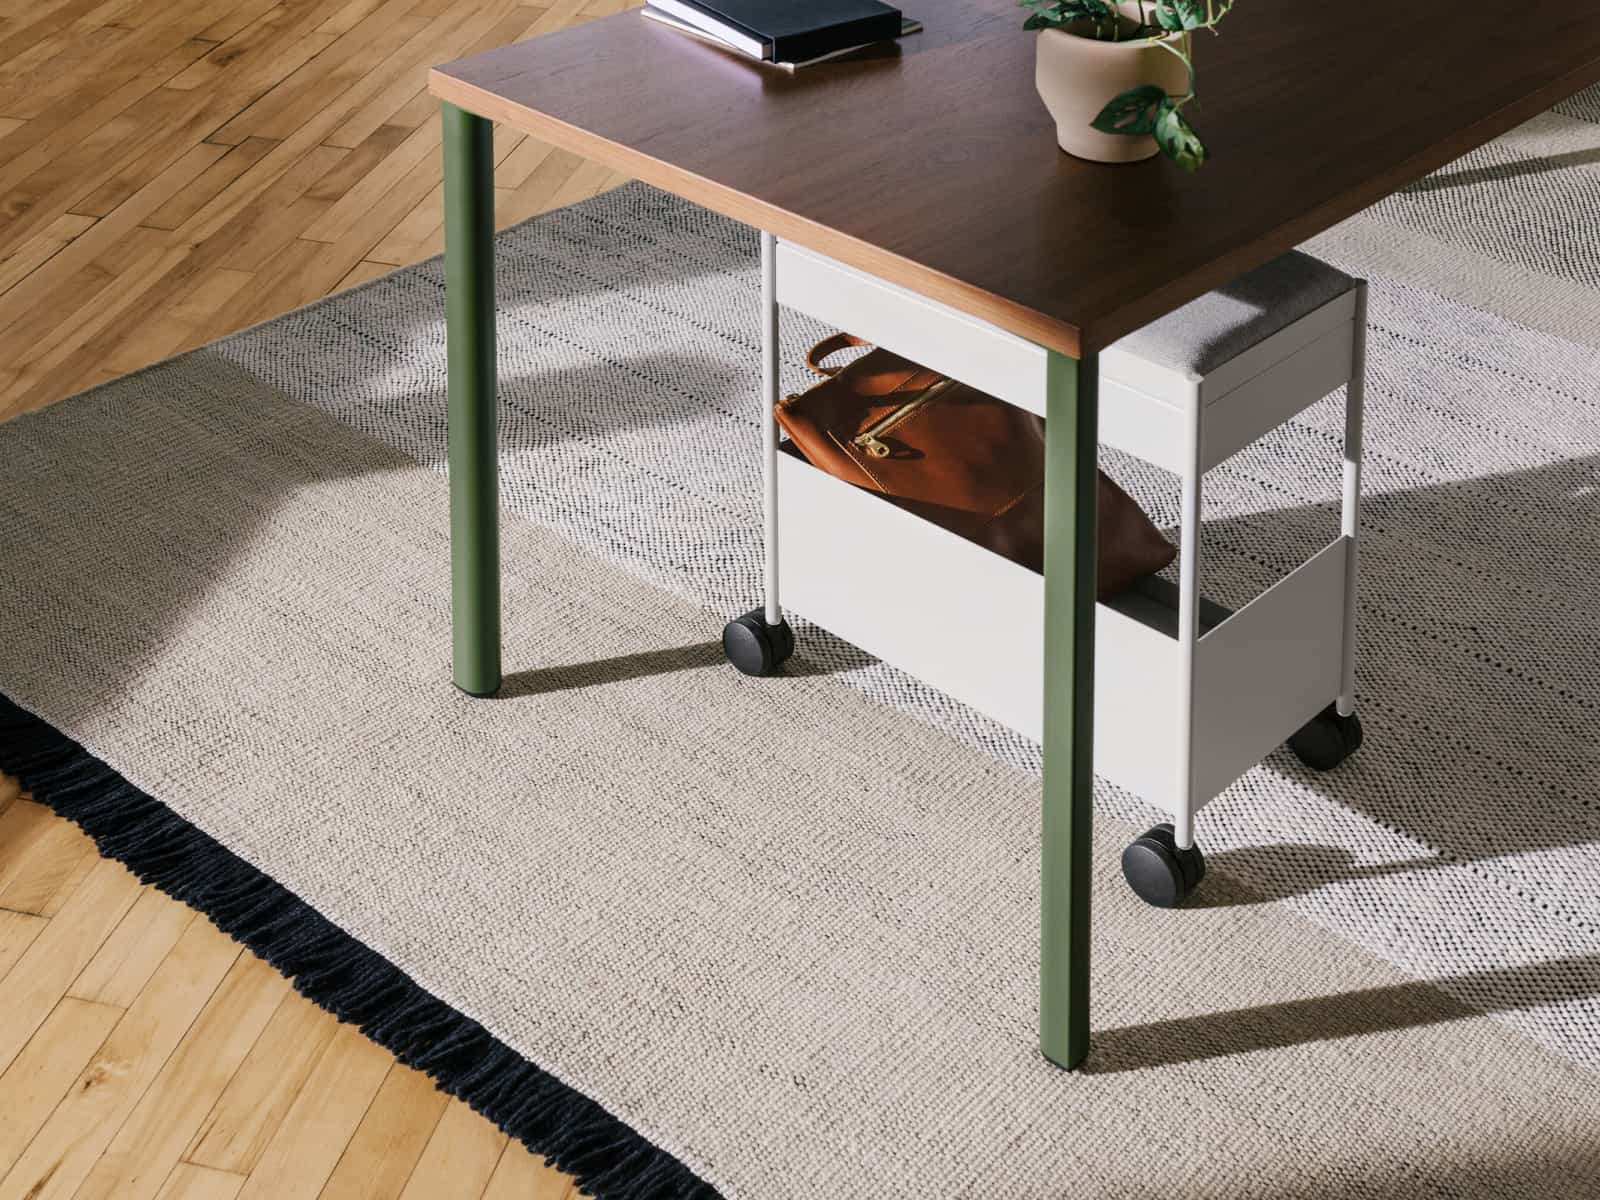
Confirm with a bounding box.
[1040,349,1098,1071]
[443,102,500,698]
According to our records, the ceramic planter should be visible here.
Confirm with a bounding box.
[1034,18,1190,163]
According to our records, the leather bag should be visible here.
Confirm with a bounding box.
[775,334,1176,599]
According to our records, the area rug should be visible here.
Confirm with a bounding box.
[2,90,1600,1199]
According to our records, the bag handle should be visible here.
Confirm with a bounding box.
[804,333,870,377]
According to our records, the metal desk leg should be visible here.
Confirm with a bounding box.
[1039,349,1098,1071]
[442,102,500,697]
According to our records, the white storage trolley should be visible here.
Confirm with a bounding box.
[721,236,1369,907]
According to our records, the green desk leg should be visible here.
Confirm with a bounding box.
[1039,348,1098,1071]
[443,102,501,697]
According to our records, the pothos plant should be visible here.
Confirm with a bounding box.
[1020,0,1234,172]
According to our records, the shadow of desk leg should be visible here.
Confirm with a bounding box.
[443,102,501,697]
[1040,349,1098,1070]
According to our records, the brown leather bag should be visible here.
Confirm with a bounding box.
[775,334,1175,599]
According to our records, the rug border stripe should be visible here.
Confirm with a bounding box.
[0,690,718,1200]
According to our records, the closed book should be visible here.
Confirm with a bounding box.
[647,0,766,57]
[659,0,901,63]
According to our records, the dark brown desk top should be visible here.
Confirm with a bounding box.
[430,0,1600,356]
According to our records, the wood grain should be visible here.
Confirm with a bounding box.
[430,0,1600,354]
[0,0,638,422]
[317,1063,452,1200]
[0,918,241,1200]
[229,1023,394,1200]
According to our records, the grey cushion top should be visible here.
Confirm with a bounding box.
[1113,250,1357,377]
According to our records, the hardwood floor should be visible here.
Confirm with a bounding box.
[0,0,643,1196]
[0,0,636,422]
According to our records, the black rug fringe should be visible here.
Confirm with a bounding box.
[0,692,717,1200]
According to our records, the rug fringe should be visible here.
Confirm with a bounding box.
[0,692,718,1200]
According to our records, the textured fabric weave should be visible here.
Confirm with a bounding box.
[212,86,1600,1080]
[3,356,1599,1199]
[1,80,1598,1200]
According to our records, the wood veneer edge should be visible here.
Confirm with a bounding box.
[427,68,1086,359]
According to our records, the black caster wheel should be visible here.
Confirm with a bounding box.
[1121,823,1206,908]
[722,608,794,677]
[1288,704,1364,772]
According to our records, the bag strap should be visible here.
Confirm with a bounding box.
[804,333,871,377]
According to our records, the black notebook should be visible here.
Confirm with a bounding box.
[654,0,902,63]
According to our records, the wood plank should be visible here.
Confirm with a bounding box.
[166,13,335,95]
[208,0,430,144]
[68,887,198,1009]
[478,1141,575,1200]
[315,1063,450,1200]
[0,5,226,207]
[218,233,361,327]
[316,0,386,37]
[140,137,280,232]
[0,858,142,1076]
[213,141,347,269]
[486,145,583,233]
[0,797,90,906]
[184,994,342,1174]
[301,113,439,243]
[229,1021,394,1200]
[0,909,47,984]
[59,85,213,216]
[0,14,169,122]
[0,210,95,296]
[0,997,123,1180]
[320,0,529,149]
[153,1164,247,1200]
[72,954,290,1200]
[194,0,281,46]
[0,815,97,917]
[97,265,257,378]
[331,257,394,291]
[2,239,193,411]
[0,917,241,1200]
[0,139,226,346]
[395,1098,507,1200]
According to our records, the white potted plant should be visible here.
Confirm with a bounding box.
[1024,0,1232,171]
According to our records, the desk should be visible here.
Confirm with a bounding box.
[428,0,1600,1070]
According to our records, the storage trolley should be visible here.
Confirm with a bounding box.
[722,234,1369,907]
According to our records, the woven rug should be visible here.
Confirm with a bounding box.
[3,89,1600,1198]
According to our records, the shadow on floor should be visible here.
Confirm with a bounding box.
[497,641,728,698]
[1401,146,1600,194]
[1085,952,1600,1074]
[1189,844,1444,908]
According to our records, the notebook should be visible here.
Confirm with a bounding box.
[645,0,903,64]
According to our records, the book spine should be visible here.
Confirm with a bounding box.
[769,12,902,64]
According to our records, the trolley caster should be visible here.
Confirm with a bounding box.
[1288,705,1364,771]
[722,608,794,677]
[1121,823,1206,908]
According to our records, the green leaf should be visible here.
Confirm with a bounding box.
[1154,99,1207,171]
[1090,84,1167,136]
[1152,0,1208,30]
[1020,0,1119,31]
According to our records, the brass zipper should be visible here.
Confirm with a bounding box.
[852,377,957,458]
